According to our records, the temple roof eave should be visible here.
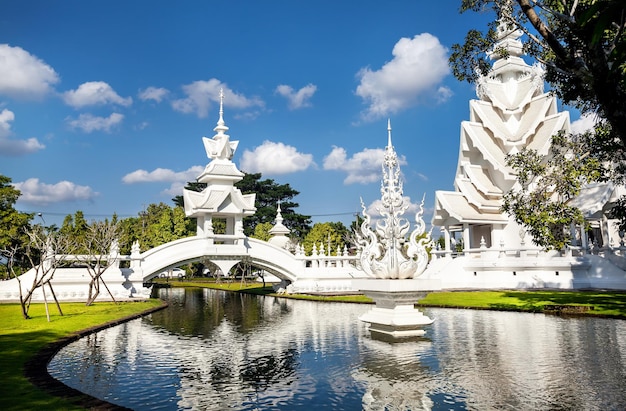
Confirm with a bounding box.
[432,190,508,227]
[183,187,256,218]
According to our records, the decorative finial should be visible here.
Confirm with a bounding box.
[218,88,225,127]
[387,119,392,148]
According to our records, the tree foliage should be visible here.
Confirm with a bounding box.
[0,175,33,278]
[452,0,626,249]
[251,222,273,241]
[302,222,349,256]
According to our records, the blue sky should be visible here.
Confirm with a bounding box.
[0,1,582,230]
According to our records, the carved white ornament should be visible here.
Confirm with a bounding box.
[356,120,431,279]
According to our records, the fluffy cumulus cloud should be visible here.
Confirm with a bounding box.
[122,165,203,184]
[0,109,45,156]
[13,178,98,205]
[275,83,317,110]
[323,146,407,184]
[171,78,264,118]
[0,44,60,99]
[355,33,451,121]
[63,81,132,108]
[138,86,170,103]
[122,165,204,197]
[240,141,314,175]
[66,113,124,133]
[570,112,599,134]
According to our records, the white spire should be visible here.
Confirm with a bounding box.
[387,118,392,148]
[214,88,229,136]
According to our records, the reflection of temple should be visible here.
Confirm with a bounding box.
[424,17,626,289]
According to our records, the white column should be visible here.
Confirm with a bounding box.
[602,215,610,247]
[463,223,470,253]
[581,224,588,253]
[444,227,451,252]
[197,216,205,236]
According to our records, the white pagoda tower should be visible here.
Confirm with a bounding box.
[432,18,568,252]
[183,90,256,244]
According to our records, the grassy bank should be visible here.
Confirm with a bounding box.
[0,299,165,411]
[157,278,626,318]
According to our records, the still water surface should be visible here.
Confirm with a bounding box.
[49,288,626,410]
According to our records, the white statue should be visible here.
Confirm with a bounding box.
[355,120,431,279]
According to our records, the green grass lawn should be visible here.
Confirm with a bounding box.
[419,290,626,318]
[0,299,165,411]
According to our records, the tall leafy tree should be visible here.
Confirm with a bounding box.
[0,175,33,279]
[451,0,626,248]
[236,172,311,239]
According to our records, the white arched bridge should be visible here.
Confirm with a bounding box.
[0,235,365,303]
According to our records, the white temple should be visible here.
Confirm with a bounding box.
[423,17,626,289]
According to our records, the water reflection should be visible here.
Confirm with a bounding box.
[48,288,626,410]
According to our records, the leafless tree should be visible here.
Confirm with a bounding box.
[73,220,122,306]
[2,226,68,320]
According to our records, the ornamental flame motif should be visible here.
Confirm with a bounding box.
[355,121,431,279]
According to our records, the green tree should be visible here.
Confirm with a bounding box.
[251,221,273,241]
[237,172,311,239]
[59,211,89,251]
[0,175,33,278]
[451,0,626,248]
[302,222,348,256]
[139,203,192,250]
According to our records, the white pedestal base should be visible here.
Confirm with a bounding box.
[353,279,440,337]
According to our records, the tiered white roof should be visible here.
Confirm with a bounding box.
[432,16,569,228]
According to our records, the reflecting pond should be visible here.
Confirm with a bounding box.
[49,288,626,410]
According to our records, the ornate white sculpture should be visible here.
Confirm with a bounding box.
[356,120,431,279]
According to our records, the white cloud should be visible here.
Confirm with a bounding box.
[122,166,203,184]
[138,86,169,103]
[0,44,59,99]
[13,178,98,205]
[364,196,423,220]
[275,83,317,110]
[0,108,45,156]
[171,78,264,118]
[67,113,124,133]
[240,141,314,175]
[355,33,450,121]
[63,81,132,108]
[571,112,598,134]
[323,146,407,185]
